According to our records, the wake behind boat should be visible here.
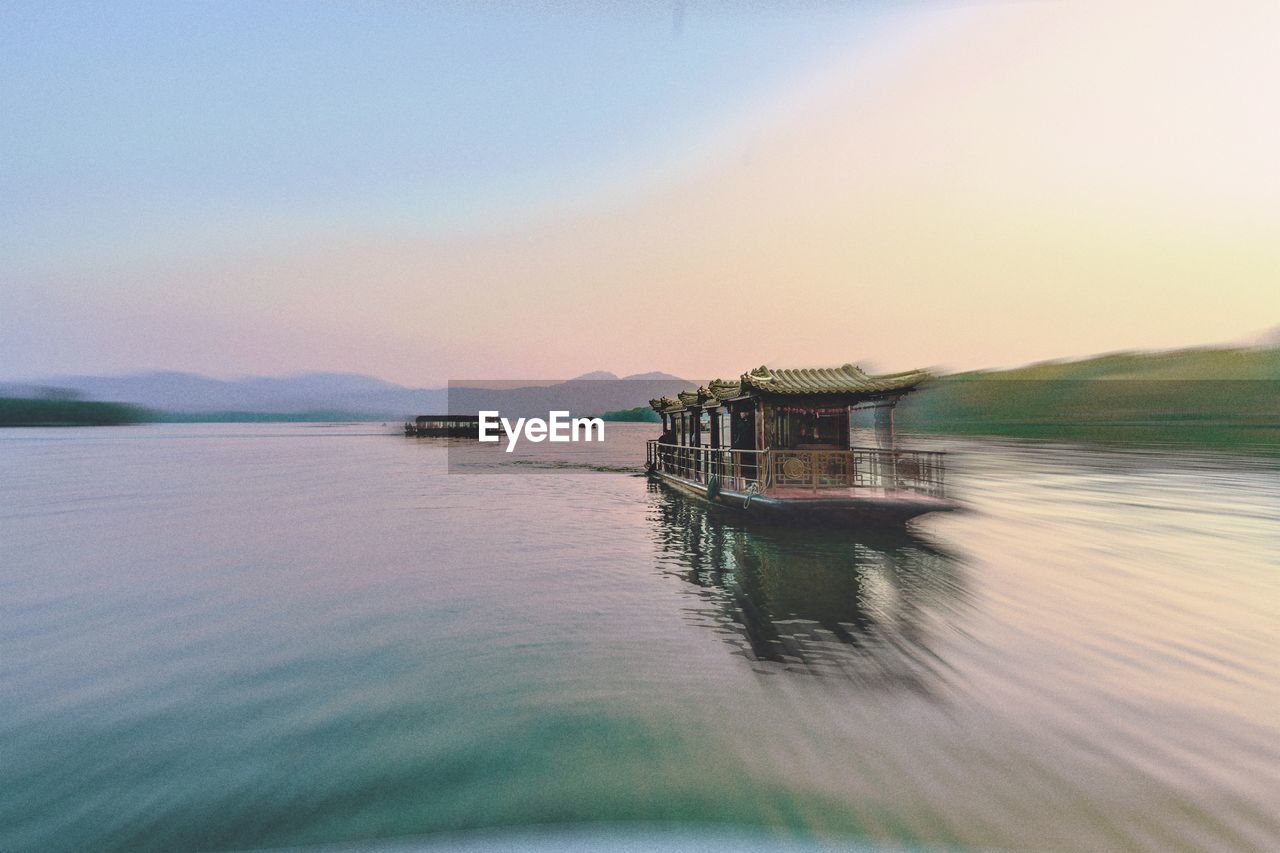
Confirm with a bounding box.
[645,363,960,525]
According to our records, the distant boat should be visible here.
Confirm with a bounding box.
[404,414,482,437]
[645,363,959,525]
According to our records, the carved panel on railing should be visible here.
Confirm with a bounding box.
[780,456,808,482]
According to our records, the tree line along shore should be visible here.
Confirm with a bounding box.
[0,397,152,427]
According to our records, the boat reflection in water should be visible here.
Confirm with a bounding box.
[648,481,967,689]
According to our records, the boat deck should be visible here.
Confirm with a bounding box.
[652,468,959,522]
[766,485,950,504]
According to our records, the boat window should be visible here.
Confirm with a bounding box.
[808,409,848,446]
[774,406,849,448]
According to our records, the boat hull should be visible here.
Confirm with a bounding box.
[648,469,959,526]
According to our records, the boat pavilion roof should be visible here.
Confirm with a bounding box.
[651,363,931,414]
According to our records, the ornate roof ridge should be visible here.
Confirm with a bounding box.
[740,362,931,395]
[656,363,930,411]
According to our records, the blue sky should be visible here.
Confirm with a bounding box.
[2,2,887,271]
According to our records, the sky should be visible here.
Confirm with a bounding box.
[3,0,1277,385]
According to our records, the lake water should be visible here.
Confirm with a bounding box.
[1,423,1276,851]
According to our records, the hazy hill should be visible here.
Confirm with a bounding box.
[28,371,695,421]
[446,378,696,420]
[620,371,685,381]
[571,371,685,381]
[952,345,1280,381]
[897,345,1279,450]
[36,371,443,418]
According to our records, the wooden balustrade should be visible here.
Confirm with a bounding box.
[648,441,946,498]
[647,442,770,492]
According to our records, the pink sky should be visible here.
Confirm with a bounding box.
[8,1,1277,385]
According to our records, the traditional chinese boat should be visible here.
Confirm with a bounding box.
[404,414,483,437]
[645,364,959,525]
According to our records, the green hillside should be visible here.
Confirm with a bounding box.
[597,406,661,422]
[0,397,153,427]
[894,347,1279,452]
[951,346,1280,381]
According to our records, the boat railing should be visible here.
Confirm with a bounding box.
[647,441,946,498]
[770,447,946,497]
[646,442,771,492]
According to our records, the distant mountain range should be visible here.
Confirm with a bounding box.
[570,371,685,381]
[3,370,693,420]
[6,342,1276,444]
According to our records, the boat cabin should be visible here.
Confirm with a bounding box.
[645,364,952,521]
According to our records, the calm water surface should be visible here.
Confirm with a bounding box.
[1,423,1276,851]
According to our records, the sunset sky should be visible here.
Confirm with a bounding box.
[3,1,1277,385]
